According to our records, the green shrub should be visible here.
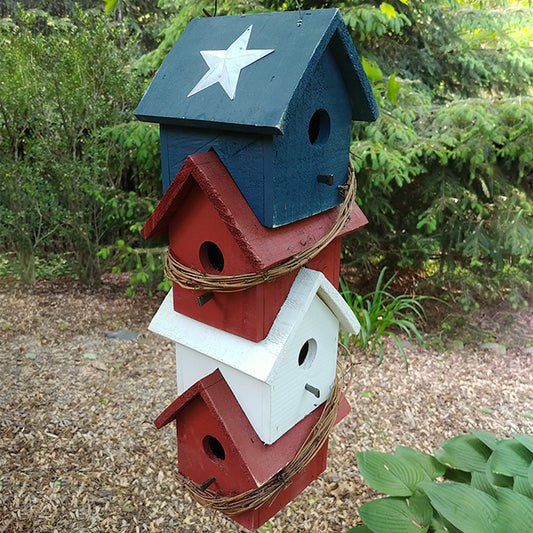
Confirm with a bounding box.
[0,8,158,284]
[98,235,171,297]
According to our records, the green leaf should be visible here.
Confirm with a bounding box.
[361,57,383,83]
[122,500,134,511]
[485,453,514,488]
[419,481,498,533]
[430,516,460,533]
[359,494,431,533]
[102,0,119,13]
[344,527,373,533]
[380,2,397,19]
[471,471,497,497]
[493,487,533,531]
[513,475,533,499]
[386,74,401,105]
[395,445,446,480]
[491,439,533,478]
[434,433,492,473]
[24,353,37,360]
[356,451,432,496]
[471,430,499,450]
[444,468,471,484]
[513,434,533,454]
[83,352,97,360]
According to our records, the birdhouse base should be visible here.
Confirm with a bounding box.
[177,398,349,531]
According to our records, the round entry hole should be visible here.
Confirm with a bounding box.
[203,435,226,461]
[308,109,330,145]
[298,338,317,369]
[200,241,224,273]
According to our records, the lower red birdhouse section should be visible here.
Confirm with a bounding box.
[155,369,350,530]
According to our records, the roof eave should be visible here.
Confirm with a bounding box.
[153,369,225,429]
[141,159,196,240]
[313,270,360,335]
[327,12,380,122]
[134,112,283,136]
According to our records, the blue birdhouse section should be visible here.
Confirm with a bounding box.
[135,8,378,227]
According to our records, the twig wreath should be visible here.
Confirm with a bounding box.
[164,161,357,292]
[176,357,352,515]
[167,163,357,513]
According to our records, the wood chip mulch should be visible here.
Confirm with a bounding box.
[1,277,532,532]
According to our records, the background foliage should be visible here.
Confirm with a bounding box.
[1,0,532,304]
[0,6,159,283]
[343,0,533,308]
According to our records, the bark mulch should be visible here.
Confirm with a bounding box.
[1,277,532,532]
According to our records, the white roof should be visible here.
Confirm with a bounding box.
[149,267,359,381]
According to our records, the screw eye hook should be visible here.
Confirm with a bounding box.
[295,0,303,27]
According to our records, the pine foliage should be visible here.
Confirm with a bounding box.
[341,0,533,306]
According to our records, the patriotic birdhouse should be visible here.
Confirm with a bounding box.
[141,150,367,342]
[149,267,359,444]
[154,369,351,530]
[134,8,378,227]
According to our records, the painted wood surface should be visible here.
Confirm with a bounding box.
[155,368,351,530]
[134,9,378,225]
[135,9,378,132]
[149,268,359,444]
[142,150,367,341]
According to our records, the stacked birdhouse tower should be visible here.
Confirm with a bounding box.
[136,8,378,530]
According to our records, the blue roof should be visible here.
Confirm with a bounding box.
[134,9,378,134]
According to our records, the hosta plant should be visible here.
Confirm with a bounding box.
[347,431,533,533]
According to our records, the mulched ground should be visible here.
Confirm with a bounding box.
[1,276,532,533]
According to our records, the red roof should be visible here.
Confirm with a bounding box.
[142,151,367,271]
[154,369,225,429]
[154,369,350,484]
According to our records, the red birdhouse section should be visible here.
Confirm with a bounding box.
[142,150,367,341]
[155,369,350,530]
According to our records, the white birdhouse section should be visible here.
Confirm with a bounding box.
[149,268,359,444]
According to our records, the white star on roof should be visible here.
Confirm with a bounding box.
[187,25,274,100]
